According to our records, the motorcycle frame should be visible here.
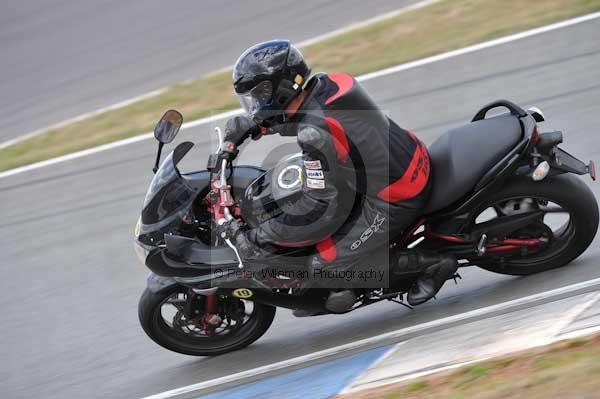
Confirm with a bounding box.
[143,100,593,311]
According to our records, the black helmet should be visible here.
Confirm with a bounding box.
[233,40,311,124]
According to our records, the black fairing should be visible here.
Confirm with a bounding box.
[138,141,265,249]
[141,142,197,226]
[164,234,237,265]
[141,181,196,226]
[146,272,178,294]
[145,247,213,278]
[241,154,304,228]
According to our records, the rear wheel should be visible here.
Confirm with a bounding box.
[138,286,276,356]
[470,174,598,275]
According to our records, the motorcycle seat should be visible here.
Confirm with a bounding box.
[424,113,522,214]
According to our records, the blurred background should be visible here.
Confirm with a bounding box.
[0,0,416,143]
[1,1,599,398]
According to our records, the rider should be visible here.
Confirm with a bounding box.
[220,40,458,312]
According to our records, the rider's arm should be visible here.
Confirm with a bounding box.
[246,124,344,247]
[224,115,259,146]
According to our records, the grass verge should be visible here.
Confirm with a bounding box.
[2,0,600,172]
[343,333,600,399]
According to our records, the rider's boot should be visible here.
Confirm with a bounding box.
[394,252,458,306]
[324,289,357,313]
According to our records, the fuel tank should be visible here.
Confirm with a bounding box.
[241,154,304,228]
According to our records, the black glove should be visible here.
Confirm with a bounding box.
[225,115,259,146]
[217,219,262,259]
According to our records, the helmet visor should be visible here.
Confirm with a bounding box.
[236,80,273,117]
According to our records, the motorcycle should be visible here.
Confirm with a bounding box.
[134,101,598,356]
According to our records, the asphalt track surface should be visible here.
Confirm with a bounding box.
[0,0,417,142]
[1,19,600,399]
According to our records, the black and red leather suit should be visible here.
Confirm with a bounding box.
[246,72,432,281]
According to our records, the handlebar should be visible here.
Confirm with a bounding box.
[212,127,244,269]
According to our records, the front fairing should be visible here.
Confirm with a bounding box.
[139,142,199,245]
[134,161,267,275]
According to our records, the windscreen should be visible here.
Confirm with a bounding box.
[141,143,197,226]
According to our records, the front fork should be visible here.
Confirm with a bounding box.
[145,274,222,334]
[191,287,221,334]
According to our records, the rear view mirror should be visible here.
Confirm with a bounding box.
[154,110,183,144]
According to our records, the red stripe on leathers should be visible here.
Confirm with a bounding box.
[325,117,350,161]
[325,73,354,105]
[316,236,337,262]
[377,131,430,202]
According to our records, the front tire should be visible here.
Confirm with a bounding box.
[473,174,598,275]
[138,286,276,356]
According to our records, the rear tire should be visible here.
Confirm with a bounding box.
[474,174,598,275]
[138,286,276,356]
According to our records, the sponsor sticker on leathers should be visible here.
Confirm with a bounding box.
[306,178,325,189]
[304,160,322,169]
[306,169,324,179]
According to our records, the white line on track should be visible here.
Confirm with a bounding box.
[140,277,600,399]
[2,10,600,181]
[0,88,167,151]
[341,292,600,395]
[356,11,600,82]
[295,0,442,48]
[558,324,600,340]
[0,0,440,152]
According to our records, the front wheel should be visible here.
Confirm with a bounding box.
[138,286,276,356]
[471,174,598,275]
